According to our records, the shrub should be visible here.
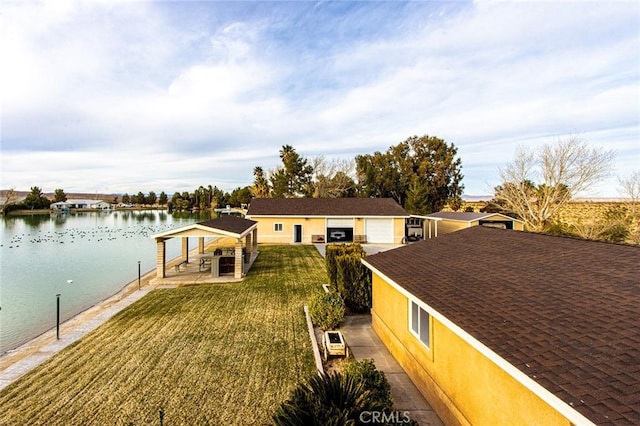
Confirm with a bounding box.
[325,243,365,290]
[343,359,393,409]
[272,372,384,426]
[335,252,372,313]
[308,292,345,330]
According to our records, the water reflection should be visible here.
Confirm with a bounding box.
[0,209,214,353]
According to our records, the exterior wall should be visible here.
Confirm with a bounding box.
[392,217,406,244]
[436,220,470,235]
[254,217,326,244]
[371,273,572,426]
[253,216,407,244]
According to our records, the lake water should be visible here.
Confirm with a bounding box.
[0,210,213,354]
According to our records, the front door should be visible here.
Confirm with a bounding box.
[294,224,302,243]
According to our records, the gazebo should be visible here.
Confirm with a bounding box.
[152,216,258,281]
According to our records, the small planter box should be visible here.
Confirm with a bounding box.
[322,330,349,361]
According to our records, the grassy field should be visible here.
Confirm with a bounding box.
[0,245,326,425]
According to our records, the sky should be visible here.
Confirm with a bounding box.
[1,0,639,198]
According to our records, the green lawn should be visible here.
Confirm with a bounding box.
[0,245,326,425]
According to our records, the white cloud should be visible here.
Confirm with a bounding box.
[1,1,638,196]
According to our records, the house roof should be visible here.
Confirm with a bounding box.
[422,211,521,222]
[246,197,408,217]
[152,216,257,239]
[363,227,640,425]
[65,199,108,205]
[198,216,257,235]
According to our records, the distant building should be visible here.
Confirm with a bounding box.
[50,199,112,211]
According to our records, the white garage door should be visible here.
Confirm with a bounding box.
[365,218,394,243]
[326,218,354,228]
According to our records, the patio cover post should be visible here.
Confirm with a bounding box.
[156,238,166,278]
[245,232,252,264]
[198,237,205,254]
[252,228,258,252]
[182,237,189,263]
[234,239,243,279]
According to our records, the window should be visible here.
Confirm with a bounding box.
[409,299,430,348]
[274,223,283,232]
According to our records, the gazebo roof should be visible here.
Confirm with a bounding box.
[152,216,257,240]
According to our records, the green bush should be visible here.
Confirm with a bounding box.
[272,372,384,426]
[325,243,365,290]
[336,252,372,313]
[343,359,393,409]
[308,292,345,330]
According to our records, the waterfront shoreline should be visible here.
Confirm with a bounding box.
[0,229,221,389]
[0,267,155,369]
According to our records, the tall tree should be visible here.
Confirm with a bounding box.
[23,186,50,209]
[312,156,356,198]
[228,186,252,206]
[495,136,614,231]
[158,191,168,206]
[146,191,157,205]
[356,135,464,214]
[251,166,271,198]
[269,145,314,197]
[53,189,67,202]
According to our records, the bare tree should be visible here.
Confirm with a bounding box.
[618,170,640,243]
[312,156,356,198]
[495,136,614,231]
[1,188,20,212]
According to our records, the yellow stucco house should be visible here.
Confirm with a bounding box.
[245,198,409,244]
[362,226,639,426]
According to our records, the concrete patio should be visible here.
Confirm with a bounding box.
[341,314,444,426]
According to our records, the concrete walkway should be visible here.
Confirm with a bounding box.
[342,314,444,426]
[0,287,153,391]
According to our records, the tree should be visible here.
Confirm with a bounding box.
[356,135,464,214]
[23,186,50,209]
[1,188,20,212]
[250,166,271,198]
[146,191,157,206]
[158,191,168,206]
[135,191,146,205]
[122,193,131,204]
[53,189,67,202]
[228,186,252,206]
[269,145,314,198]
[618,170,640,243]
[311,156,356,198]
[495,137,615,231]
[211,186,227,208]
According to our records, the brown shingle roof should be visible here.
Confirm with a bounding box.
[198,216,257,235]
[364,227,640,425]
[246,197,408,217]
[424,211,519,222]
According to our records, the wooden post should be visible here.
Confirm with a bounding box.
[198,237,205,254]
[245,233,252,264]
[182,237,189,263]
[156,239,166,278]
[234,239,243,279]
[252,228,258,252]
